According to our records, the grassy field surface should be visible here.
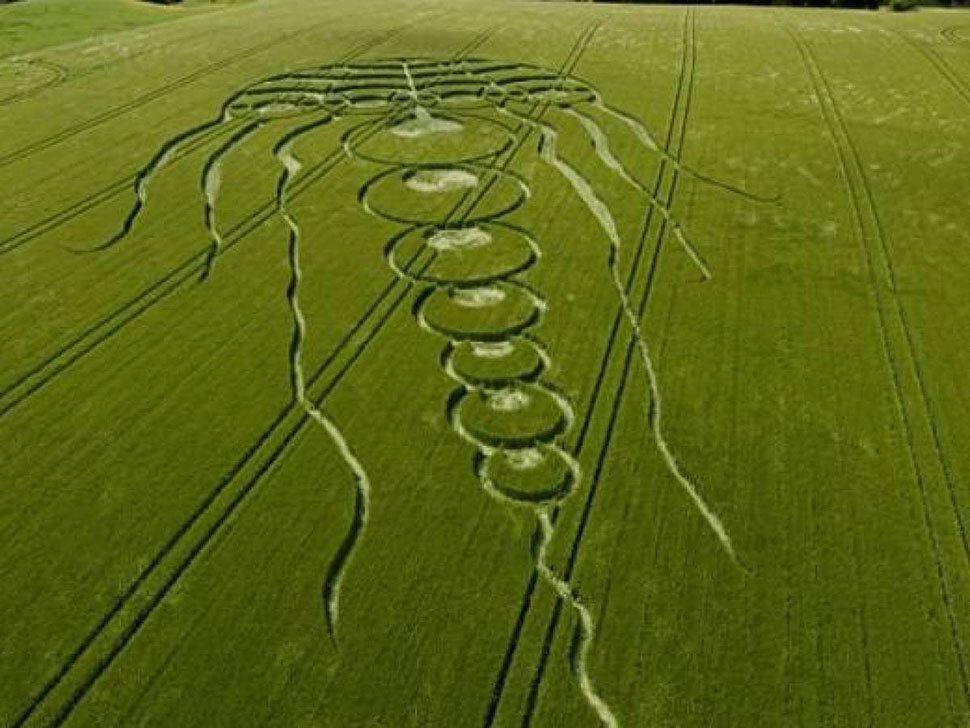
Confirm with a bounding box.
[2,0,970,725]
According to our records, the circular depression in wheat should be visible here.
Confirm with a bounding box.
[481,444,577,503]
[448,336,546,387]
[419,281,541,341]
[386,222,537,285]
[457,384,568,449]
[348,110,514,165]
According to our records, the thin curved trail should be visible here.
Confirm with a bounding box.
[592,96,780,204]
[275,139,372,642]
[73,113,235,253]
[534,510,618,728]
[562,105,711,279]
[201,120,265,280]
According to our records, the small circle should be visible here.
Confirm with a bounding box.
[456,384,568,449]
[447,336,546,388]
[481,444,577,503]
[362,163,528,225]
[418,281,541,342]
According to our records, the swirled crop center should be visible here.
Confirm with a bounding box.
[482,443,577,504]
[405,168,479,193]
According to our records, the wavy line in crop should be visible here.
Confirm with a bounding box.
[72,114,235,254]
[533,510,618,728]
[275,139,371,641]
[5,31,511,728]
[590,95,780,204]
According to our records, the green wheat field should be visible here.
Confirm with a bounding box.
[2,0,970,725]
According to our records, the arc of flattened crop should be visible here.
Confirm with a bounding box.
[70,112,238,254]
[274,133,372,643]
[198,120,266,280]
[498,102,740,567]
[200,104,345,280]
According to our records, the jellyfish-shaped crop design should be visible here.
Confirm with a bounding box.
[90,56,771,723]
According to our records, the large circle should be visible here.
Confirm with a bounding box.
[347,110,513,165]
[417,281,542,342]
[386,222,537,285]
[362,162,528,225]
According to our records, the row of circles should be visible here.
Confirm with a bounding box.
[355,100,578,504]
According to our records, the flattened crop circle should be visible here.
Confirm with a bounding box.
[456,384,568,449]
[385,222,537,285]
[418,281,542,341]
[361,163,528,225]
[347,111,514,165]
[481,444,577,503]
[447,336,546,387]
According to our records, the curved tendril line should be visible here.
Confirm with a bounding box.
[275,137,372,644]
[589,97,781,204]
[534,509,619,728]
[498,103,740,567]
[70,114,235,254]
[559,105,712,280]
[200,120,264,280]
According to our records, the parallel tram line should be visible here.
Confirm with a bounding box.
[886,27,970,107]
[788,24,970,714]
[0,14,420,169]
[522,10,699,725]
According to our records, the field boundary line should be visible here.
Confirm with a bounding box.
[787,23,970,715]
